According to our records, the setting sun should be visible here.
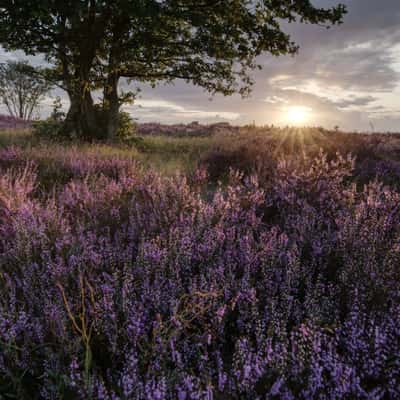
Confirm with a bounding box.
[285,106,312,126]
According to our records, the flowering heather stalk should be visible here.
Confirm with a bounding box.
[0,145,399,399]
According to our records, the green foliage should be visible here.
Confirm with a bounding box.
[32,118,63,140]
[0,1,347,94]
[50,96,66,122]
[32,97,65,140]
[92,105,137,141]
[115,111,137,141]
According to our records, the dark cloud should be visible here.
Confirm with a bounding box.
[333,95,377,109]
[253,0,400,92]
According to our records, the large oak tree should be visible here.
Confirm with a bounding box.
[0,1,346,139]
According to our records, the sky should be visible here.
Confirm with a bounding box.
[1,0,400,131]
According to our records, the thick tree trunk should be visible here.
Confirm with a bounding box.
[62,72,120,141]
[60,49,106,140]
[79,89,100,139]
[62,95,80,137]
[62,87,101,140]
[103,74,120,140]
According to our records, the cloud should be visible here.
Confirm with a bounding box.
[124,98,240,123]
[264,96,289,105]
[333,95,378,110]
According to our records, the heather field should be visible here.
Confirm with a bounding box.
[0,127,400,399]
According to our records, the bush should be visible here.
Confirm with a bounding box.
[0,146,399,399]
[116,110,137,140]
[32,99,137,141]
[93,105,137,141]
[32,97,66,140]
[32,117,64,139]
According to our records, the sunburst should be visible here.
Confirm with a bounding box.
[284,106,313,126]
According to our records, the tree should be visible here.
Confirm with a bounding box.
[0,60,52,121]
[0,1,346,140]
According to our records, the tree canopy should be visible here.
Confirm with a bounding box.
[0,1,346,139]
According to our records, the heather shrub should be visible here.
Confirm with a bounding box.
[0,145,399,399]
[355,158,400,189]
[0,145,31,167]
[202,132,276,181]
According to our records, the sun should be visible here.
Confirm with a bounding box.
[285,106,312,126]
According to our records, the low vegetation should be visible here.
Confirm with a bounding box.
[0,126,399,399]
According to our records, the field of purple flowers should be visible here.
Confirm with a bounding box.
[0,129,400,399]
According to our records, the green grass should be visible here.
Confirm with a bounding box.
[0,129,217,175]
[132,135,217,173]
[0,128,36,147]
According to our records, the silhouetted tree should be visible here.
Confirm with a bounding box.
[0,61,52,120]
[0,1,346,139]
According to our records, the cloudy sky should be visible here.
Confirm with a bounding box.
[1,0,400,131]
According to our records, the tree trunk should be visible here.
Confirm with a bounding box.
[103,73,120,140]
[60,49,105,140]
[80,88,100,139]
[62,95,80,137]
[62,86,101,140]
